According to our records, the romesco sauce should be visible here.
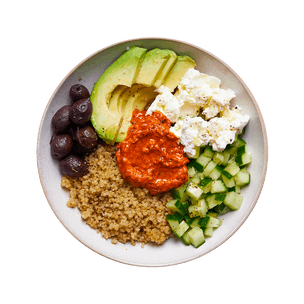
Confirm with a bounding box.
[116,110,189,195]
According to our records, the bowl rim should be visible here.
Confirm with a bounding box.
[37,37,268,267]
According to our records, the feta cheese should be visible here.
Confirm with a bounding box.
[170,117,210,157]
[208,117,236,151]
[146,85,182,122]
[146,68,250,157]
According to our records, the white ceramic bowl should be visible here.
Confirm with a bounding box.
[37,38,268,267]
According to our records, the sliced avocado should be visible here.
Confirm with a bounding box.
[116,86,157,142]
[136,48,171,87]
[108,85,127,114]
[90,46,147,143]
[163,55,196,91]
[118,84,143,115]
[154,50,177,88]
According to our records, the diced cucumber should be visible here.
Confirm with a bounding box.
[188,166,197,178]
[214,203,231,215]
[171,182,189,203]
[187,159,196,168]
[237,144,247,156]
[190,146,200,159]
[233,136,246,148]
[221,150,231,166]
[213,152,224,165]
[166,214,180,231]
[198,215,222,229]
[211,180,227,193]
[199,177,212,187]
[222,174,236,188]
[224,191,244,210]
[186,183,204,200]
[190,217,200,228]
[166,199,188,215]
[207,211,219,218]
[198,199,208,215]
[193,154,211,172]
[181,231,191,245]
[188,199,208,218]
[234,169,251,186]
[206,193,226,209]
[209,165,223,180]
[188,226,205,248]
[223,161,240,176]
[174,220,189,238]
[235,152,252,167]
[203,161,217,177]
[202,146,214,158]
[204,227,213,237]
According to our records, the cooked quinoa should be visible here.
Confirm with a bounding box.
[61,144,173,246]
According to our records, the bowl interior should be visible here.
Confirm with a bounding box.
[37,38,267,267]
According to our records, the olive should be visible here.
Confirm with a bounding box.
[76,125,98,150]
[70,98,92,125]
[52,105,72,133]
[69,84,90,103]
[51,134,73,160]
[59,155,89,177]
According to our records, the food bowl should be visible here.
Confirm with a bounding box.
[37,38,268,267]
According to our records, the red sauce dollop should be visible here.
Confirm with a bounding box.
[116,110,189,195]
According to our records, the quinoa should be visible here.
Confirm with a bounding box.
[61,144,173,247]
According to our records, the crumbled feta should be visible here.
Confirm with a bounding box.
[170,117,210,157]
[146,68,250,157]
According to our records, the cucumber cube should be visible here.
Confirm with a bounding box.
[188,199,208,218]
[223,161,240,176]
[234,169,251,186]
[237,144,247,156]
[166,199,188,215]
[190,217,200,228]
[203,161,217,177]
[235,152,252,166]
[194,155,212,172]
[188,226,205,248]
[211,180,227,193]
[174,220,190,238]
[204,227,214,237]
[222,174,236,188]
[202,146,214,158]
[209,165,223,180]
[181,231,191,245]
[213,152,224,165]
[224,191,244,210]
[222,151,230,166]
[186,183,204,200]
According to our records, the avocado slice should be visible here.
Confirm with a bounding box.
[136,48,171,87]
[118,84,143,116]
[108,85,127,114]
[163,55,196,91]
[154,50,177,88]
[116,86,157,142]
[90,46,147,143]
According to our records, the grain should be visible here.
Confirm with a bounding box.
[61,144,173,246]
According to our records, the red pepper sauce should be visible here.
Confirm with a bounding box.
[116,109,189,195]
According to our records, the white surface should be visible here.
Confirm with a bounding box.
[37,38,266,267]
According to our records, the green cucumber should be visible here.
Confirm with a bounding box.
[224,191,244,210]
[188,226,205,248]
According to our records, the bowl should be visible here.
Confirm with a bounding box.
[37,38,268,267]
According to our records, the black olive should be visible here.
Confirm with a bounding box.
[76,125,98,150]
[70,98,92,125]
[52,105,72,133]
[59,155,89,177]
[69,84,90,103]
[51,134,73,160]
